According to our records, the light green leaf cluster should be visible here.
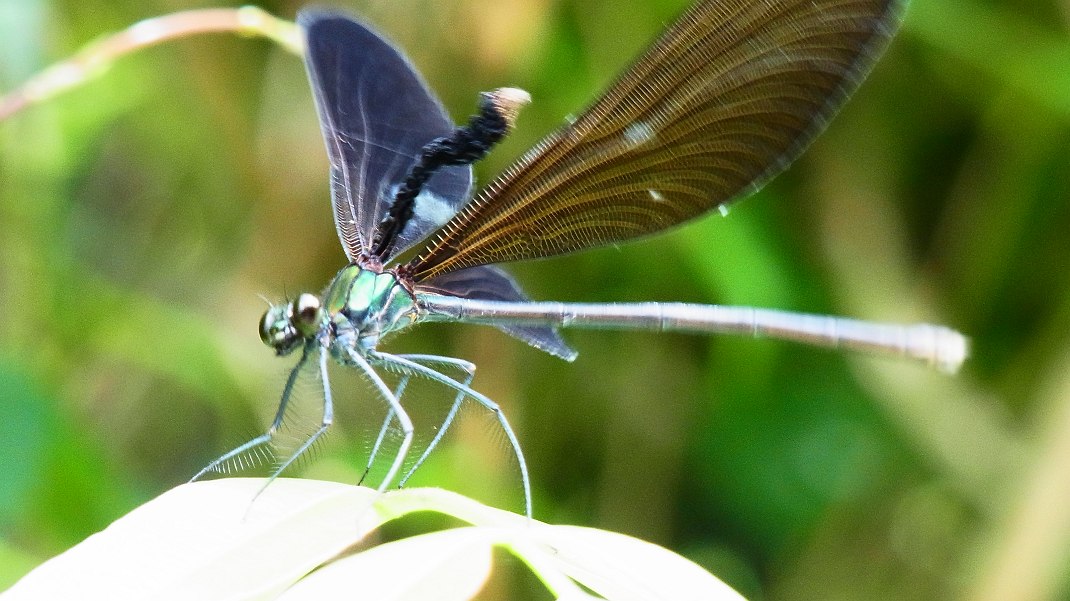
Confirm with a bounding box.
[2,479,743,601]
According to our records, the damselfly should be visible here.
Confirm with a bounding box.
[193,0,967,517]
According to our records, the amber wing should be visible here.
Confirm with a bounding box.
[408,0,904,281]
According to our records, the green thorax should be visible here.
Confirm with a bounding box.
[324,265,419,341]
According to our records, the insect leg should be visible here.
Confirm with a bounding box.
[387,354,475,487]
[345,348,414,493]
[189,342,313,481]
[254,345,336,498]
[372,351,532,519]
[357,374,410,486]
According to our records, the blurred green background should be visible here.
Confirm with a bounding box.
[2,0,1069,599]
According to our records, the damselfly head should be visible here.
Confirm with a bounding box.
[258,293,323,355]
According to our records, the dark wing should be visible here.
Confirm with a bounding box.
[417,266,577,361]
[299,11,472,263]
[407,0,904,281]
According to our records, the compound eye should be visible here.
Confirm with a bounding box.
[258,310,276,346]
[290,293,323,338]
[258,304,298,354]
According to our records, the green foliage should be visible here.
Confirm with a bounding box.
[4,480,744,600]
